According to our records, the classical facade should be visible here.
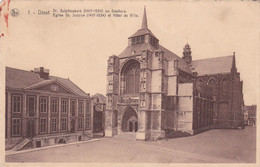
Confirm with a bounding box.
[5,67,93,150]
[105,7,244,140]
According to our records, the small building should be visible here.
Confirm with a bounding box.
[92,93,106,133]
[5,67,93,150]
[244,105,257,126]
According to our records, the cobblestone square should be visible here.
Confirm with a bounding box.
[5,126,256,163]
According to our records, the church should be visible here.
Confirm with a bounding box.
[105,7,244,140]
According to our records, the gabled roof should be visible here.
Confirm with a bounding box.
[50,76,90,97]
[92,93,106,104]
[159,45,192,74]
[118,43,192,74]
[119,42,157,58]
[6,67,44,89]
[6,67,90,97]
[192,55,234,76]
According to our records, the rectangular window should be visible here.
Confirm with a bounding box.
[39,97,48,113]
[71,100,76,116]
[141,35,145,43]
[61,117,67,131]
[136,36,140,44]
[132,37,135,45]
[28,96,35,116]
[12,118,21,136]
[78,101,83,114]
[40,118,47,133]
[61,99,68,113]
[86,101,91,114]
[108,82,113,91]
[107,96,112,109]
[78,117,83,130]
[85,101,91,129]
[51,117,57,132]
[85,117,90,129]
[51,98,58,113]
[12,95,22,113]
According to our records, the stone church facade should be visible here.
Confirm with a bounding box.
[105,8,244,140]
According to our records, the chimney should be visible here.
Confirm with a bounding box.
[34,67,49,79]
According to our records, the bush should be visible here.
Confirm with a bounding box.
[164,129,191,139]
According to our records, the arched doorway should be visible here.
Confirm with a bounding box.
[122,107,138,132]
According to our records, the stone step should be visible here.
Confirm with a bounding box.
[11,138,31,151]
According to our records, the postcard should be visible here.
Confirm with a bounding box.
[0,0,259,166]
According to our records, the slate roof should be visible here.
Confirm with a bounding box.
[92,93,106,104]
[192,55,234,76]
[119,42,156,58]
[119,43,192,74]
[159,45,192,73]
[6,67,90,97]
[6,67,44,89]
[129,28,156,39]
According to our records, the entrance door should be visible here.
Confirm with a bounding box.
[129,122,133,132]
[27,120,35,138]
[122,107,138,132]
[71,119,75,133]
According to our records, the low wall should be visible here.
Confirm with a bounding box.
[31,132,90,149]
[5,137,23,150]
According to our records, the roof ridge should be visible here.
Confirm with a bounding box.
[6,66,35,74]
[193,55,233,62]
[159,45,181,58]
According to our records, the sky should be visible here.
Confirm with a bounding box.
[1,0,259,105]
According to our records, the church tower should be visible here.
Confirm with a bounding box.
[182,43,192,64]
[105,7,166,140]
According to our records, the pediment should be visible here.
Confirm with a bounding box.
[24,80,76,95]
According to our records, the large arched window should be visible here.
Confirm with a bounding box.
[121,60,140,95]
[207,78,216,97]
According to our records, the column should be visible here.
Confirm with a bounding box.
[7,92,11,139]
[83,99,86,132]
[75,99,78,133]
[48,96,51,133]
[68,98,71,133]
[104,110,113,137]
[58,97,61,132]
[90,99,94,136]
[136,110,148,140]
[22,93,27,137]
[35,94,39,135]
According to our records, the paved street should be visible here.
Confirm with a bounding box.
[5,126,256,163]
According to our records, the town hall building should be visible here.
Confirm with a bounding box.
[105,7,244,140]
[5,67,93,150]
